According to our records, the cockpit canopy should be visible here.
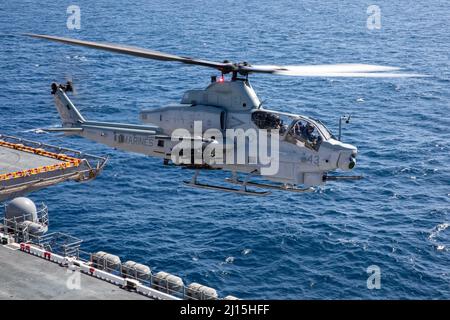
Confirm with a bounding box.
[251,110,334,150]
[287,119,324,150]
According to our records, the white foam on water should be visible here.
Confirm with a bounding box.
[225,256,235,264]
[429,223,449,241]
[429,223,449,252]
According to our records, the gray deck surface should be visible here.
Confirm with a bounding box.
[0,245,149,300]
[0,146,62,174]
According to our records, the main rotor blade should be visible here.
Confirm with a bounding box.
[25,34,424,78]
[248,64,399,73]
[276,72,423,78]
[25,33,230,71]
[241,64,423,77]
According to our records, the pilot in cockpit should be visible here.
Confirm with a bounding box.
[289,120,323,150]
[294,121,304,137]
[304,124,323,149]
[303,124,315,142]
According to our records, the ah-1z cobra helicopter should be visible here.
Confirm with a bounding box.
[27,34,419,195]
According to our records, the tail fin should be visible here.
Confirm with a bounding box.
[51,82,85,127]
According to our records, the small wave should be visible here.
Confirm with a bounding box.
[66,55,88,62]
[429,223,449,252]
[428,223,449,241]
[242,248,252,255]
[225,256,235,264]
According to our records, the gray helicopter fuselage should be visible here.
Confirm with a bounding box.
[138,80,357,186]
[52,79,357,187]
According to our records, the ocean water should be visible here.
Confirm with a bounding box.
[0,0,449,299]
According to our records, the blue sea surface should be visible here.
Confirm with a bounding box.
[0,0,449,299]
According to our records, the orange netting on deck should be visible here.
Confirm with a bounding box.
[0,140,82,181]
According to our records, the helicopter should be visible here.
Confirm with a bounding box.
[26,34,421,195]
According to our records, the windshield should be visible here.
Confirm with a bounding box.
[312,118,334,140]
[285,118,326,151]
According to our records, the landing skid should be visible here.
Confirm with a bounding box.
[225,178,314,193]
[184,181,270,196]
[183,170,270,196]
